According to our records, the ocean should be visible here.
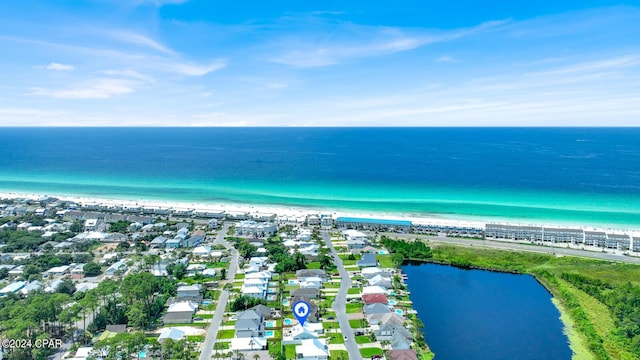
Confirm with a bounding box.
[1,127,639,228]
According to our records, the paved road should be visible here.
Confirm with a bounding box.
[382,232,640,264]
[200,223,238,360]
[323,231,363,360]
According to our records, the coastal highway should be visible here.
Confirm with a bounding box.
[382,232,640,265]
[323,231,363,360]
[200,223,238,360]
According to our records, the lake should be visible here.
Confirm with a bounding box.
[402,263,571,360]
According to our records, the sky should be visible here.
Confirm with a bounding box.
[0,0,639,126]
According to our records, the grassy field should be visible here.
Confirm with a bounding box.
[347,288,361,295]
[360,347,383,357]
[217,329,235,339]
[330,350,349,359]
[376,254,394,268]
[428,244,640,360]
[284,344,296,359]
[346,303,363,314]
[349,319,365,328]
[328,332,345,344]
[355,335,371,344]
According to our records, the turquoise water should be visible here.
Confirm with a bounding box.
[2,127,640,229]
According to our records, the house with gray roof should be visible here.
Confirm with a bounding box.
[364,303,391,316]
[357,253,378,268]
[292,288,320,299]
[235,310,264,338]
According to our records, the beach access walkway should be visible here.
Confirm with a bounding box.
[323,230,363,360]
[200,223,238,360]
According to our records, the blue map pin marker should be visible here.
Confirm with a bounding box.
[292,300,311,327]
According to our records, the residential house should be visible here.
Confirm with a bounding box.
[250,304,274,320]
[104,259,127,278]
[235,310,264,338]
[291,296,320,322]
[84,219,99,232]
[388,349,419,360]
[177,284,202,300]
[157,328,185,344]
[362,293,389,305]
[163,301,197,324]
[364,303,391,317]
[295,338,329,360]
[165,237,183,249]
[192,245,211,258]
[0,281,26,296]
[184,230,205,247]
[70,264,85,279]
[207,219,219,229]
[45,265,71,277]
[357,253,378,268]
[362,286,387,295]
[292,288,320,299]
[186,263,206,276]
[296,269,327,282]
[368,274,393,289]
[150,236,167,248]
[299,277,323,289]
[375,313,412,341]
[361,267,393,280]
[391,331,412,350]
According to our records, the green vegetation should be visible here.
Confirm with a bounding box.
[217,329,235,339]
[426,244,640,360]
[330,350,349,359]
[355,335,371,344]
[346,303,363,314]
[328,332,345,344]
[360,347,383,357]
[83,261,102,276]
[381,235,432,266]
[108,220,131,233]
[229,294,267,312]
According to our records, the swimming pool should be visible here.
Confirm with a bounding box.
[265,320,276,328]
[266,330,274,337]
[284,318,293,325]
[202,301,211,305]
[137,350,147,359]
[396,309,404,315]
[389,300,397,305]
[288,279,299,285]
[283,299,290,306]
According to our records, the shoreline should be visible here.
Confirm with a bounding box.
[2,190,640,236]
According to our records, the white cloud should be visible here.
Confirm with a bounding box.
[109,31,176,54]
[170,60,226,76]
[435,56,460,63]
[30,78,138,99]
[268,19,508,67]
[100,69,154,82]
[37,62,75,71]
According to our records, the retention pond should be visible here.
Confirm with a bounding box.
[403,263,571,360]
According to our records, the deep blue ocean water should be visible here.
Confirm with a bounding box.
[1,127,640,227]
[403,263,571,360]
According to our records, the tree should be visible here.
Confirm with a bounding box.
[109,220,130,233]
[83,262,102,276]
[56,278,76,295]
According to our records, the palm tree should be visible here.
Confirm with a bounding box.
[253,354,260,360]
[234,349,242,360]
[248,339,255,351]
[380,339,391,349]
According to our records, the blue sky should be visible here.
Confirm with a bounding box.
[0,0,639,126]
